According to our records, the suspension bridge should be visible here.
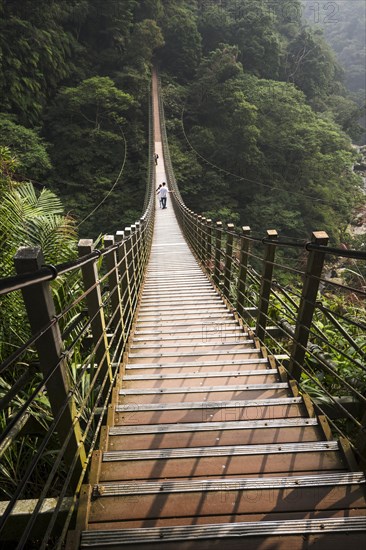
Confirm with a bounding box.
[0,70,365,549]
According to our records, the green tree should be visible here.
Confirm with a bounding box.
[229,0,283,79]
[127,19,164,68]
[285,28,341,101]
[159,6,202,82]
[0,0,79,123]
[45,76,139,237]
[0,115,51,179]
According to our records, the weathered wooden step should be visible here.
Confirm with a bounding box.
[138,311,230,321]
[108,419,321,451]
[142,282,212,290]
[122,371,279,388]
[129,341,249,352]
[89,472,366,523]
[146,267,203,272]
[115,397,301,414]
[80,516,366,550]
[133,324,242,336]
[141,291,219,299]
[104,441,339,462]
[135,315,235,327]
[126,360,265,371]
[114,400,305,426]
[119,387,289,404]
[120,383,288,395]
[124,358,267,374]
[139,302,226,315]
[147,271,204,275]
[141,290,216,298]
[139,299,222,308]
[132,333,247,343]
[119,380,289,403]
[99,442,344,481]
[128,348,257,364]
[128,348,259,360]
[84,508,366,532]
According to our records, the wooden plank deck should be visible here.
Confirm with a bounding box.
[73,71,366,549]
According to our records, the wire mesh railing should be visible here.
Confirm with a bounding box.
[157,74,366,469]
[0,91,155,548]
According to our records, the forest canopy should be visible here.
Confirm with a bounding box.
[0,0,364,244]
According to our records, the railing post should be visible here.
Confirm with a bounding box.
[237,226,251,318]
[200,216,207,265]
[119,228,134,332]
[116,230,129,332]
[14,247,86,482]
[130,224,137,300]
[185,209,193,249]
[193,214,200,257]
[205,218,212,274]
[197,215,203,262]
[288,231,329,381]
[214,221,223,286]
[131,224,140,307]
[223,223,235,299]
[135,221,144,289]
[256,230,278,343]
[104,235,124,352]
[78,240,112,392]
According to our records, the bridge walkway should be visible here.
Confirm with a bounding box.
[72,72,366,550]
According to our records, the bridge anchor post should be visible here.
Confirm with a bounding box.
[78,239,113,399]
[256,230,278,343]
[223,223,235,300]
[236,226,251,319]
[14,247,86,485]
[214,221,223,287]
[104,235,125,358]
[288,231,329,381]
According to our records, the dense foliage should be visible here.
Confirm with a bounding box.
[159,0,364,242]
[0,0,165,237]
[0,0,364,243]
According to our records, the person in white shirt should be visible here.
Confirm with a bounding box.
[156,182,172,209]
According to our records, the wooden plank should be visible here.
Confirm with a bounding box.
[129,342,253,353]
[119,388,289,404]
[88,484,366,523]
[78,533,366,550]
[124,363,267,375]
[125,357,266,371]
[122,373,280,388]
[99,451,345,481]
[87,506,366,530]
[114,403,306,426]
[128,353,260,365]
[107,425,323,451]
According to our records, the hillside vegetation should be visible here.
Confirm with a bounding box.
[0,0,364,243]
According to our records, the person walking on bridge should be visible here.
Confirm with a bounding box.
[157,181,172,209]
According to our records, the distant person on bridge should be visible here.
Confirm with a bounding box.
[157,181,172,209]
[154,153,159,165]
